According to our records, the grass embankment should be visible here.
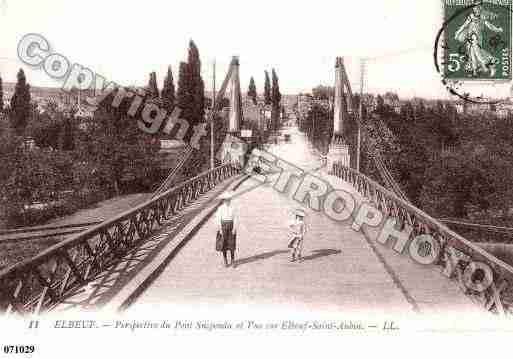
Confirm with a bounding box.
[0,193,148,270]
[0,236,61,269]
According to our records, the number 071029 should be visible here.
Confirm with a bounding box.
[3,345,36,354]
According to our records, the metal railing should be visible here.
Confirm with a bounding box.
[332,163,513,316]
[440,219,513,236]
[0,163,240,315]
[0,221,103,243]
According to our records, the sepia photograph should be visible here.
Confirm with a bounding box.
[0,0,513,357]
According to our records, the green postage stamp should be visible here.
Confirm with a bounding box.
[443,0,512,81]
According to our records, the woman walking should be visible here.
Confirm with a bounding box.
[215,191,237,267]
[288,209,307,262]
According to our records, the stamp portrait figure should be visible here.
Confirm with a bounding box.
[454,5,503,77]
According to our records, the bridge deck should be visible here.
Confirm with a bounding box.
[130,128,481,317]
[52,174,243,313]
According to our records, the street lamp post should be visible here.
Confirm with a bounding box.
[357,59,365,173]
[210,59,216,170]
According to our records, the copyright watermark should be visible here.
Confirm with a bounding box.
[18,33,207,148]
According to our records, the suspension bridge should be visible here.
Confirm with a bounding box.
[1,56,513,318]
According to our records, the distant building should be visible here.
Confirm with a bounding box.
[495,103,513,118]
[362,94,377,113]
[297,94,312,118]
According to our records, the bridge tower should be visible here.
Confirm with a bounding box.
[327,57,351,170]
[228,56,242,134]
[219,56,247,167]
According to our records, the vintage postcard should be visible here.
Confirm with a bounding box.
[0,0,513,358]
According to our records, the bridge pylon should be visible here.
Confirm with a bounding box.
[327,57,351,170]
[219,56,247,168]
[228,56,242,134]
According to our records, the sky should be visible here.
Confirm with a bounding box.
[0,0,512,99]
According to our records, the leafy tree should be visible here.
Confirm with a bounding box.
[161,66,175,113]
[58,116,75,151]
[375,94,386,115]
[312,85,334,100]
[76,87,160,196]
[247,76,257,104]
[26,102,64,149]
[305,103,331,154]
[9,69,31,135]
[414,99,426,117]
[399,101,415,121]
[419,154,493,218]
[264,70,271,105]
[0,126,78,226]
[0,126,21,222]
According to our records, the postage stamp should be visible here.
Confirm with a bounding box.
[442,0,512,81]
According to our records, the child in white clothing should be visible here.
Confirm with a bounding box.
[288,209,307,262]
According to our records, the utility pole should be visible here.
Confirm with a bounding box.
[357,59,365,173]
[210,59,216,170]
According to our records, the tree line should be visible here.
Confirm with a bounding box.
[246,68,282,131]
[372,97,513,227]
[0,41,283,228]
[298,87,513,230]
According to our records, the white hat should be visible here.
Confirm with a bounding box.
[294,209,306,217]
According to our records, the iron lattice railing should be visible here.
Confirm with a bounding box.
[332,163,513,316]
[0,164,240,315]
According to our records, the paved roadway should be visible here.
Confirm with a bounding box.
[54,173,242,313]
[132,126,482,317]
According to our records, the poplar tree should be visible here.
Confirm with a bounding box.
[176,61,192,119]
[271,68,281,130]
[248,76,257,105]
[147,71,159,99]
[187,40,205,127]
[264,71,271,105]
[271,68,281,106]
[10,69,31,135]
[161,66,175,113]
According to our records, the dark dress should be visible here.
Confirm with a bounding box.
[221,220,236,251]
